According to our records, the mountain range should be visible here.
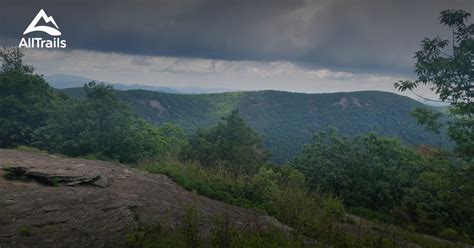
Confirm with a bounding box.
[59,87,448,163]
[44,74,238,94]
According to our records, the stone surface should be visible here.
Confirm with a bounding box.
[0,149,289,248]
[4,163,108,187]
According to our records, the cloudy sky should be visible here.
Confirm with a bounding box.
[0,0,472,98]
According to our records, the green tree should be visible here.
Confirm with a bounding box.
[293,128,474,239]
[0,47,60,147]
[0,47,34,74]
[394,9,473,159]
[293,128,424,212]
[182,110,268,173]
[399,157,474,238]
[33,82,180,163]
[156,123,188,159]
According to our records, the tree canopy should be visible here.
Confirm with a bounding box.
[182,110,268,173]
[395,9,473,159]
[0,48,60,148]
[293,128,474,239]
[293,128,424,211]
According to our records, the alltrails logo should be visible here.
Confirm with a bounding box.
[18,9,67,49]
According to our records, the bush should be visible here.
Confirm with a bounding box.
[16,226,32,236]
[438,228,459,242]
[145,162,365,246]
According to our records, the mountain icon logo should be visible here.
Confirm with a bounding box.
[23,9,62,36]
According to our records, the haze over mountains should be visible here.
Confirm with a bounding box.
[44,74,239,94]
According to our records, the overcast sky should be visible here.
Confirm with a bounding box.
[0,0,472,98]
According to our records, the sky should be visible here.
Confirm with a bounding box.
[0,0,472,99]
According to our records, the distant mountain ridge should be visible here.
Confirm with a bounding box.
[60,87,449,163]
[44,74,238,94]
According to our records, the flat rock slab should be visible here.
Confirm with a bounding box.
[0,149,289,248]
[4,163,108,187]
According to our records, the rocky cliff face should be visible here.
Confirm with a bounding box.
[0,149,285,248]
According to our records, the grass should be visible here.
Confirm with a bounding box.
[349,207,390,223]
[15,146,44,154]
[2,167,28,181]
[17,226,32,236]
[397,229,459,248]
[126,203,304,248]
[144,163,260,210]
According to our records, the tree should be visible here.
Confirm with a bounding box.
[33,81,177,163]
[0,47,59,147]
[399,156,474,237]
[293,128,474,239]
[293,128,424,212]
[394,9,473,159]
[182,110,268,173]
[0,47,34,74]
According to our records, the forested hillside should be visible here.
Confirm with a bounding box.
[61,88,448,162]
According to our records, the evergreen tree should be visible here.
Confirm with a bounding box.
[183,110,268,173]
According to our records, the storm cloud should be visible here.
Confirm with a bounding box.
[1,0,472,75]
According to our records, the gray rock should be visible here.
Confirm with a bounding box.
[4,164,107,187]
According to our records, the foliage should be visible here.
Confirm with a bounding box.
[126,205,304,248]
[32,81,182,163]
[147,162,330,217]
[145,159,467,247]
[146,163,280,212]
[397,158,474,239]
[2,167,28,181]
[411,108,444,134]
[75,88,450,163]
[394,9,473,159]
[181,110,268,173]
[0,49,61,148]
[16,226,32,237]
[293,128,474,241]
[145,162,360,246]
[0,47,34,74]
[293,128,424,212]
[156,123,188,159]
